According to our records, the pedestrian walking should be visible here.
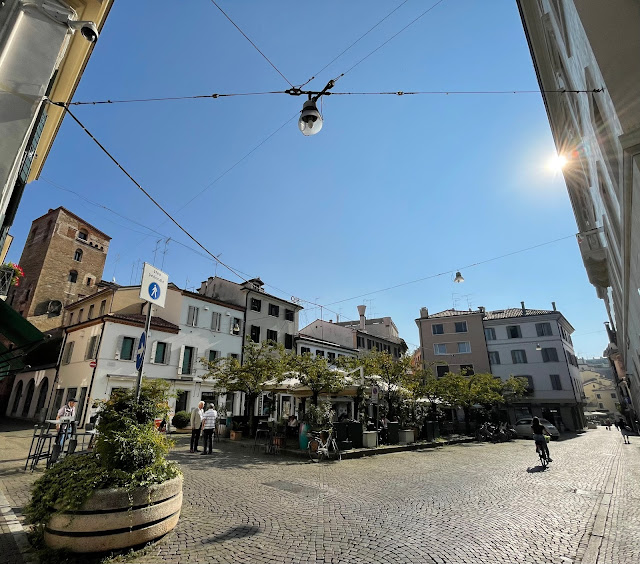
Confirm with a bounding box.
[614,419,620,430]
[605,418,611,431]
[619,420,632,444]
[201,403,218,455]
[190,401,205,453]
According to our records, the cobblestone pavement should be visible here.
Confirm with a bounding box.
[1,421,639,564]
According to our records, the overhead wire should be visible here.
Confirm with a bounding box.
[324,234,578,306]
[48,101,250,284]
[208,0,294,88]
[338,0,447,80]
[60,88,602,106]
[297,0,412,88]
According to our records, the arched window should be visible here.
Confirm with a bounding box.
[22,379,35,417]
[12,381,23,414]
[73,249,83,262]
[68,270,78,283]
[35,378,49,415]
[77,230,88,241]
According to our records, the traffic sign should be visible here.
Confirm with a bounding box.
[89,360,97,368]
[371,385,379,403]
[135,331,147,371]
[139,263,168,308]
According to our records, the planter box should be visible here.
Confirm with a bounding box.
[45,476,183,553]
[218,424,228,438]
[398,429,414,444]
[230,430,243,441]
[362,431,377,448]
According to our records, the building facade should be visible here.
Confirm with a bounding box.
[483,304,584,431]
[197,276,302,357]
[0,0,113,251]
[415,307,490,377]
[8,207,110,332]
[517,0,640,423]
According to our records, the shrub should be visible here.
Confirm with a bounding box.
[171,410,190,429]
[25,379,181,535]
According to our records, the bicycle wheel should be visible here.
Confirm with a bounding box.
[330,439,341,462]
[308,438,321,462]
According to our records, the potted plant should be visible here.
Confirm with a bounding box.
[171,410,190,431]
[25,380,182,554]
[230,420,243,441]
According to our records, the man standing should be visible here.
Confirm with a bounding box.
[55,397,77,453]
[201,403,218,455]
[190,401,205,453]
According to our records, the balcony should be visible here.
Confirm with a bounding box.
[576,229,610,288]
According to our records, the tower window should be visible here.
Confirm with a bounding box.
[77,230,88,241]
[73,249,83,262]
[68,270,78,283]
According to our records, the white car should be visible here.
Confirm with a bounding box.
[514,418,560,440]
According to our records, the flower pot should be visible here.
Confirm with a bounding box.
[230,430,243,441]
[398,429,414,444]
[362,431,377,448]
[218,424,228,438]
[44,476,183,553]
[299,422,310,450]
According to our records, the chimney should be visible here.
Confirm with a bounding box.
[521,301,526,314]
[420,307,429,318]
[478,306,485,314]
[357,304,367,331]
[552,301,556,311]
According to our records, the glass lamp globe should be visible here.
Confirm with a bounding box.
[298,100,323,136]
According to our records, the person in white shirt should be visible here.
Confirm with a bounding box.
[190,401,205,453]
[200,404,218,455]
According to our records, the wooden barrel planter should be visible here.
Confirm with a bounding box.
[44,476,183,553]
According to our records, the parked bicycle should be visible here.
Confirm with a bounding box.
[307,429,341,462]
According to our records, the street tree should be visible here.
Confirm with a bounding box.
[201,337,288,435]
[401,364,439,423]
[288,352,346,406]
[361,350,412,418]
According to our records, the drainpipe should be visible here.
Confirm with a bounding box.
[81,318,106,427]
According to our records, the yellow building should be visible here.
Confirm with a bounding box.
[581,370,620,418]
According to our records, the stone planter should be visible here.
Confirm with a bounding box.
[218,424,228,438]
[230,430,243,441]
[398,429,414,444]
[362,431,377,448]
[45,476,183,553]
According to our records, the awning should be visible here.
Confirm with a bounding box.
[0,299,45,375]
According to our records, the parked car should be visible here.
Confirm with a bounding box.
[514,418,560,440]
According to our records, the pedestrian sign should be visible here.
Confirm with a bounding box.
[139,263,168,308]
[135,331,147,371]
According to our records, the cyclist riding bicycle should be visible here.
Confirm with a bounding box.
[531,416,552,462]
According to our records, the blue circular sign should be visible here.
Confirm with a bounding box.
[148,282,161,301]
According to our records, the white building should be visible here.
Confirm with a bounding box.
[40,283,245,425]
[198,276,302,356]
[483,303,585,431]
[295,333,358,362]
[517,1,640,422]
[301,305,408,358]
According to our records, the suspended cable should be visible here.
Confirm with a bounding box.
[59,87,602,106]
[208,0,294,88]
[325,234,577,306]
[297,0,412,88]
[47,100,249,284]
[339,0,447,79]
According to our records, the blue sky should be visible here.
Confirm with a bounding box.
[7,0,608,357]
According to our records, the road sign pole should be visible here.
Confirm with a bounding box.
[135,303,152,401]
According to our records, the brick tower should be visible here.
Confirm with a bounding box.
[8,207,110,332]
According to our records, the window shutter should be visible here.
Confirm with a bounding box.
[177,345,185,375]
[132,338,139,362]
[115,335,124,360]
[193,347,199,374]
[165,343,172,365]
[150,341,158,364]
[194,309,199,326]
[85,338,93,360]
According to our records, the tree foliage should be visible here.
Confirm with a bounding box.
[289,352,345,405]
[361,350,413,417]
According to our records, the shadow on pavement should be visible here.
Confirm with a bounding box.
[526,465,548,473]
[201,525,261,545]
